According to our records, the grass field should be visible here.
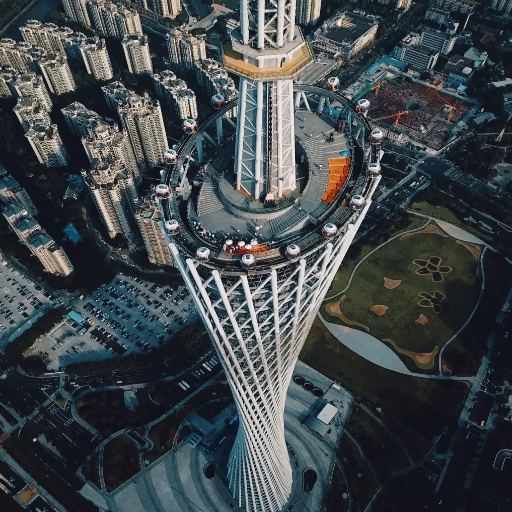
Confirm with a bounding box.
[345,405,411,481]
[300,317,469,440]
[324,222,482,368]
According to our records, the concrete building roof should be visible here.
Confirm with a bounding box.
[316,403,338,425]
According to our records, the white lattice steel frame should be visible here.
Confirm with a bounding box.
[241,0,296,49]
[235,79,296,199]
[168,175,379,512]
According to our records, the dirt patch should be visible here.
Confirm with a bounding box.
[370,305,389,317]
[442,364,452,375]
[383,338,439,370]
[415,314,428,325]
[384,278,402,289]
[456,240,482,261]
[325,299,370,332]
[400,224,449,240]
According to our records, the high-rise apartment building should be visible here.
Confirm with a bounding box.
[58,29,87,62]
[0,66,14,97]
[166,30,206,68]
[13,96,52,132]
[82,124,140,183]
[2,203,73,276]
[61,0,91,27]
[194,59,238,118]
[0,39,41,73]
[152,70,197,120]
[135,195,173,266]
[102,80,131,111]
[174,89,197,120]
[0,173,38,215]
[39,53,76,94]
[145,0,182,19]
[83,164,136,240]
[14,73,52,111]
[116,91,168,170]
[26,124,69,167]
[79,36,113,80]
[20,21,69,56]
[122,34,153,74]
[27,230,74,276]
[61,101,111,138]
[295,0,322,26]
[87,0,143,39]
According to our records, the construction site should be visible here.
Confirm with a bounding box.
[367,77,471,150]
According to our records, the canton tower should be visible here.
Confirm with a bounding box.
[158,0,381,508]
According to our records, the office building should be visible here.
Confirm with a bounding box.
[393,33,439,70]
[152,70,197,120]
[14,73,52,111]
[444,54,474,84]
[79,36,113,80]
[420,27,456,55]
[296,0,322,26]
[83,163,137,240]
[39,53,76,94]
[135,195,173,266]
[13,96,52,132]
[166,30,206,68]
[122,34,153,74]
[0,38,41,73]
[26,124,69,167]
[313,9,379,58]
[194,59,238,118]
[0,173,38,215]
[82,124,140,183]
[61,102,111,138]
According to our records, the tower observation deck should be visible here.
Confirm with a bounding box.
[156,1,382,510]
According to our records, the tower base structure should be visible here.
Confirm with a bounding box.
[160,86,379,512]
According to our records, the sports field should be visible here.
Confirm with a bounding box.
[323,222,482,370]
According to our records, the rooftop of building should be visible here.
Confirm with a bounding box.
[404,44,439,56]
[315,10,379,45]
[2,202,26,218]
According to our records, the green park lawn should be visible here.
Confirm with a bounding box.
[323,222,482,367]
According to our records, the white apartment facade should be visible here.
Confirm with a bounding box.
[39,53,76,94]
[13,96,52,132]
[79,36,113,80]
[25,124,69,167]
[122,34,153,74]
[14,73,52,111]
[83,164,137,240]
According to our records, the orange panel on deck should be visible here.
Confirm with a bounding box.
[321,157,350,203]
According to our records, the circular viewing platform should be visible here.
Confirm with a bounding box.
[160,86,374,273]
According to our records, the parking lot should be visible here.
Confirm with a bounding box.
[37,273,198,370]
[0,257,55,347]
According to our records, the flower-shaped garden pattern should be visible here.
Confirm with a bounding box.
[413,256,453,282]
[417,290,451,313]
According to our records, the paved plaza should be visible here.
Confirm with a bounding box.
[103,362,353,512]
